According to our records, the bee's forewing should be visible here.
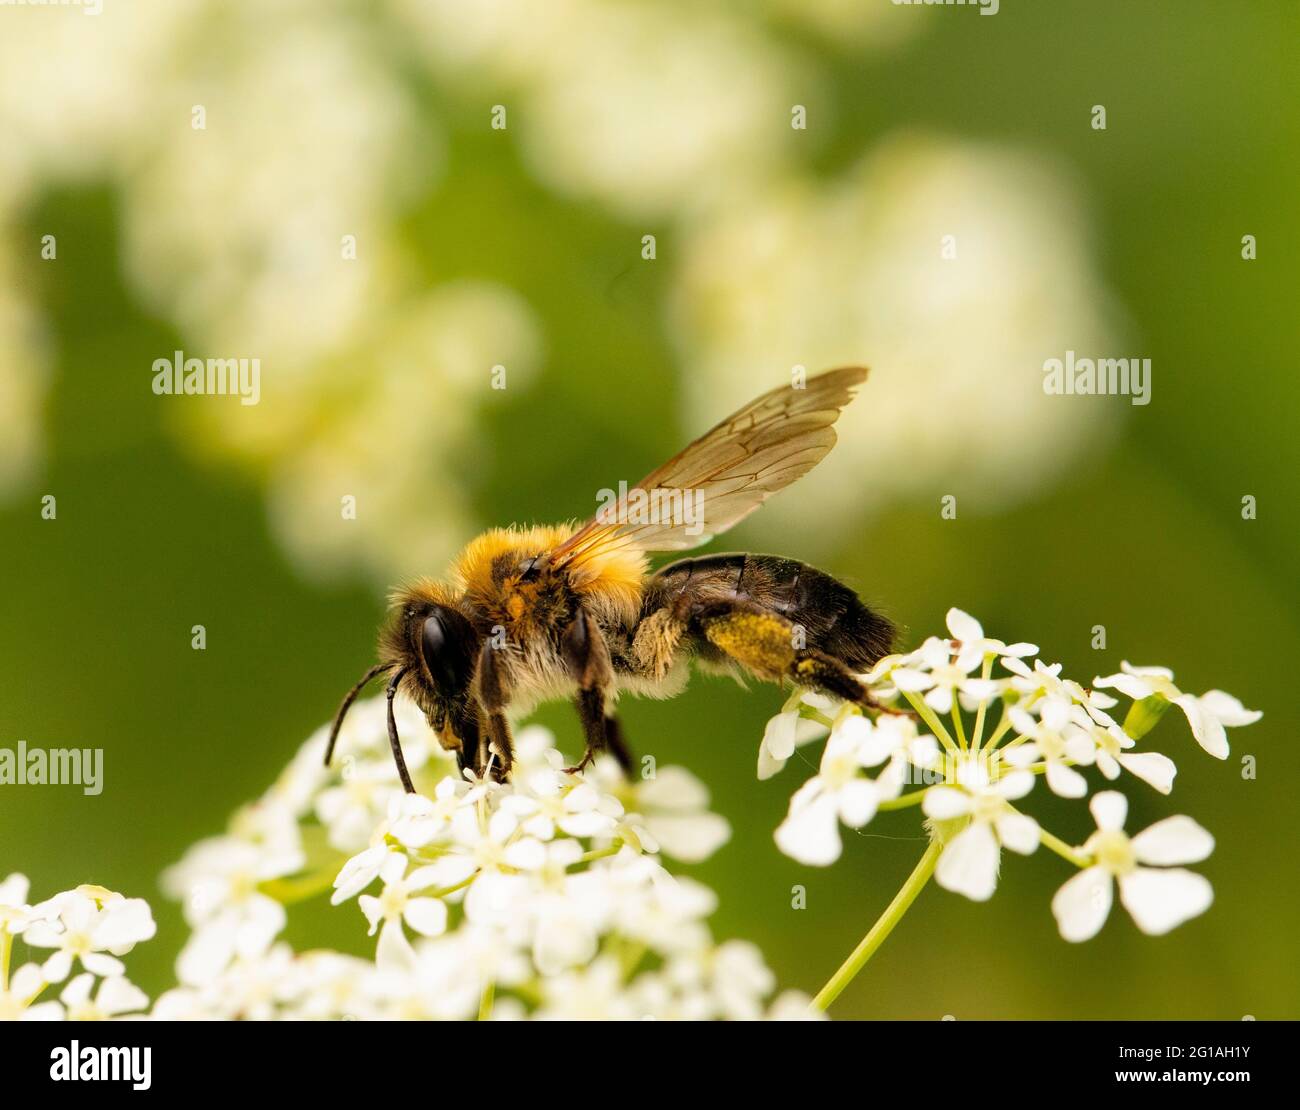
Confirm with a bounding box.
[551,366,868,570]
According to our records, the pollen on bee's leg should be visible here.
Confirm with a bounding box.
[700,609,797,681]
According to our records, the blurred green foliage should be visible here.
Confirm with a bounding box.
[1,0,1296,1017]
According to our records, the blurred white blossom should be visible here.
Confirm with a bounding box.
[672,136,1119,549]
[0,877,157,1022]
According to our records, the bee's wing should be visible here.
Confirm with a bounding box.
[550,366,868,572]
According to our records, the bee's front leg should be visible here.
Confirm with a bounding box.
[476,640,515,781]
[561,608,615,775]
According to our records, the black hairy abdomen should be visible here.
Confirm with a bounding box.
[645,553,895,668]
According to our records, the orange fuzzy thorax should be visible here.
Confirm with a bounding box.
[450,523,647,625]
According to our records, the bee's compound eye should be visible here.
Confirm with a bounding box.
[422,613,447,661]
[419,607,476,693]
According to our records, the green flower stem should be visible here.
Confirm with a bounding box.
[982,711,1017,751]
[1039,828,1091,869]
[427,875,477,900]
[877,788,931,811]
[950,704,968,750]
[810,839,942,1013]
[258,867,342,905]
[0,929,11,991]
[902,692,959,756]
[579,843,622,865]
[478,980,495,1021]
[970,656,995,751]
[799,706,836,729]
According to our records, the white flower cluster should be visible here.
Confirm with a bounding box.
[769,608,1260,942]
[0,875,156,1021]
[151,700,809,1021]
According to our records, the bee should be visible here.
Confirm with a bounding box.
[323,367,897,789]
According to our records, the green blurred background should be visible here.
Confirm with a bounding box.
[1,0,1296,1018]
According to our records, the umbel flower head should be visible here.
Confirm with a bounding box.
[0,876,155,1022]
[768,609,1259,949]
[150,710,809,1021]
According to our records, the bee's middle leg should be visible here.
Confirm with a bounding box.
[562,608,617,775]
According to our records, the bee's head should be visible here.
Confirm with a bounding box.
[322,582,483,783]
[380,587,481,718]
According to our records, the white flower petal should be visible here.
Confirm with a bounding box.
[836,779,879,829]
[761,711,798,762]
[924,686,954,714]
[60,973,95,1008]
[1000,656,1033,678]
[1116,751,1177,794]
[81,953,125,978]
[1118,868,1213,935]
[995,811,1039,855]
[402,898,449,938]
[375,917,418,972]
[922,786,973,820]
[358,894,384,934]
[757,742,788,781]
[644,813,731,862]
[1198,690,1262,728]
[96,975,149,1016]
[92,898,156,950]
[1052,866,1113,942]
[1089,790,1128,832]
[637,766,710,810]
[1045,760,1088,799]
[1174,695,1229,759]
[891,668,934,693]
[945,608,984,643]
[0,873,30,907]
[935,823,1000,902]
[1131,815,1214,866]
[41,950,73,984]
[994,770,1035,801]
[774,795,842,867]
[1093,672,1155,700]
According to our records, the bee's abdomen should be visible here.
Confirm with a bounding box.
[645,553,895,670]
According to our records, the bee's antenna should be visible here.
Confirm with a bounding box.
[385,666,417,794]
[324,662,394,768]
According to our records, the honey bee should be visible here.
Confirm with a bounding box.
[323,367,896,789]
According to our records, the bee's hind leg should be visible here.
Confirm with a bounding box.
[697,600,905,715]
[603,712,635,776]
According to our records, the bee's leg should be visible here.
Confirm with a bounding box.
[482,712,515,781]
[476,643,514,781]
[696,600,904,714]
[603,712,635,776]
[561,608,615,775]
[447,699,483,778]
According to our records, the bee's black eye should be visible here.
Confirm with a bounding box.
[419,607,476,693]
